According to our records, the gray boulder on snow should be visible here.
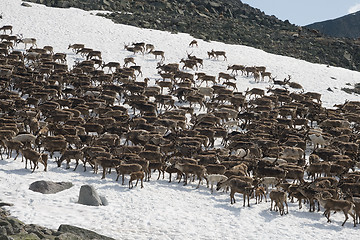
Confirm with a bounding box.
[29,180,73,194]
[78,185,107,206]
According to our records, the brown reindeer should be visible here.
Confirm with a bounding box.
[189,40,198,47]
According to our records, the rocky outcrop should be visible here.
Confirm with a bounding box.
[29,181,73,194]
[0,206,115,240]
[58,225,114,240]
[23,0,360,72]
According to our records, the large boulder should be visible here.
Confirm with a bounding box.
[77,185,107,206]
[58,224,115,240]
[29,181,73,194]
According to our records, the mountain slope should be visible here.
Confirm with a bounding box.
[306,11,360,39]
[24,0,360,72]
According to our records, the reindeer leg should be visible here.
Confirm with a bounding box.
[178,173,182,183]
[74,160,79,171]
[342,212,348,226]
[325,210,331,223]
[31,161,36,173]
[157,169,161,180]
[348,211,356,227]
[7,149,11,159]
[66,160,71,169]
[102,168,106,179]
[196,177,201,189]
[83,161,87,172]
[183,174,188,186]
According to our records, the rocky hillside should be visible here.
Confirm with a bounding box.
[22,0,360,72]
[306,11,360,39]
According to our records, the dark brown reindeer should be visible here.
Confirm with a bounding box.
[0,25,13,34]
[189,40,198,47]
[208,49,227,61]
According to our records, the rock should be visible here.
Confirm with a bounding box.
[58,224,115,240]
[21,2,32,7]
[0,226,7,235]
[7,217,24,234]
[78,185,106,206]
[10,232,41,239]
[0,235,11,240]
[344,50,352,61]
[25,224,49,239]
[0,203,13,207]
[29,181,73,194]
[55,232,83,240]
[99,196,109,206]
[0,220,13,235]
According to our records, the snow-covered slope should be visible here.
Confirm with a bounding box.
[1,1,360,239]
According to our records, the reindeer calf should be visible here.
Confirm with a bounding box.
[129,171,145,189]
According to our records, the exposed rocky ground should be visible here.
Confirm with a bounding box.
[23,0,360,71]
[342,82,360,95]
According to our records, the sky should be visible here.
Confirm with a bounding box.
[2,0,360,239]
[241,0,360,26]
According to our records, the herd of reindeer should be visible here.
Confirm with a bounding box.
[1,24,360,227]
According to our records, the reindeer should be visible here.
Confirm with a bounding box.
[102,61,121,72]
[145,43,155,53]
[68,43,84,53]
[180,58,198,70]
[218,72,236,81]
[245,88,264,98]
[222,81,238,91]
[0,25,12,34]
[124,44,143,54]
[132,42,145,51]
[186,52,203,67]
[175,162,206,188]
[149,50,165,61]
[189,40,198,47]
[244,66,257,77]
[227,64,245,75]
[16,35,37,49]
[261,72,272,81]
[315,192,356,227]
[198,74,216,86]
[208,49,227,61]
[86,50,102,60]
[216,177,254,207]
[124,57,136,67]
[253,71,260,82]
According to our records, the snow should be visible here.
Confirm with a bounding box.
[1,1,360,239]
